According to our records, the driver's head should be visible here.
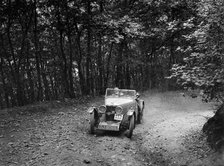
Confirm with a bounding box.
[114,87,119,95]
[114,87,119,91]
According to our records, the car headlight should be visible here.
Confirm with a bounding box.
[98,105,106,113]
[115,106,123,114]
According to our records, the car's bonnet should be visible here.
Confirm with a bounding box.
[105,98,134,106]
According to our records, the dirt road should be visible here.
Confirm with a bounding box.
[83,91,216,166]
[1,91,223,166]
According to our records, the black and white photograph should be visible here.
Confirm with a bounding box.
[0,0,224,165]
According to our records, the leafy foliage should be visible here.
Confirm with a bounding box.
[169,0,224,102]
[0,0,204,108]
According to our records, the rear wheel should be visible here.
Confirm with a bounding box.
[126,115,135,138]
[139,108,143,124]
[137,102,144,124]
[89,112,96,134]
[137,108,143,124]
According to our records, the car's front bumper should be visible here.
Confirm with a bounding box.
[97,121,121,131]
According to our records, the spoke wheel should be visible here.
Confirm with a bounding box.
[89,112,96,134]
[139,108,143,124]
[126,115,135,138]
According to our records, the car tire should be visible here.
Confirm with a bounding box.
[139,108,143,124]
[89,112,95,134]
[126,115,135,138]
[139,101,144,123]
[137,108,143,124]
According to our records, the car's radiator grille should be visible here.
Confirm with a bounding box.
[106,106,116,121]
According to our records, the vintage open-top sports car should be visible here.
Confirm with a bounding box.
[88,88,144,138]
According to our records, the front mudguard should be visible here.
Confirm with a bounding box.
[127,109,136,124]
[88,107,97,114]
[88,107,99,122]
[88,107,106,125]
[119,113,132,131]
[127,109,135,116]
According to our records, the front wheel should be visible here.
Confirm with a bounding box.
[126,115,135,138]
[89,112,96,134]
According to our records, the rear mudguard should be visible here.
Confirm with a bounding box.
[138,100,144,110]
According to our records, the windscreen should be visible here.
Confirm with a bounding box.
[106,88,136,98]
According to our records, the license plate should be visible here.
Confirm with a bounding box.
[98,122,120,131]
[114,114,123,121]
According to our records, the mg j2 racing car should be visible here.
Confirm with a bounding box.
[88,88,144,138]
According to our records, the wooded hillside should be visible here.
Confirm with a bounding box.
[0,0,223,108]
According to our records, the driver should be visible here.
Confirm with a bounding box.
[114,87,119,96]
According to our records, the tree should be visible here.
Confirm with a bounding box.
[169,0,224,101]
[0,0,202,108]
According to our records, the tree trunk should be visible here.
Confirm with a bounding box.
[41,61,50,101]
[26,51,35,102]
[7,26,24,106]
[116,40,125,88]
[42,73,50,101]
[169,37,175,69]
[105,42,113,88]
[125,64,131,88]
[49,76,55,99]
[34,0,43,101]
[59,30,70,97]
[76,32,86,95]
[0,58,9,108]
[0,94,3,109]
[15,72,24,106]
[97,34,104,94]
[86,0,91,94]
[124,42,130,88]
[66,1,75,97]
[68,34,75,97]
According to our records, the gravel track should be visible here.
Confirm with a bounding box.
[1,91,222,166]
